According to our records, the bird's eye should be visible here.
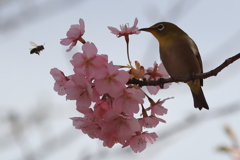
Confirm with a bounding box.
[157,24,164,31]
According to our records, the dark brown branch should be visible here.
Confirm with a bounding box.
[127,53,240,88]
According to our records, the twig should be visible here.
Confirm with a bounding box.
[127,53,240,87]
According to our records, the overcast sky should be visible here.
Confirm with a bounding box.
[0,0,240,160]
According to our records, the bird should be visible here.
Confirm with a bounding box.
[139,22,209,110]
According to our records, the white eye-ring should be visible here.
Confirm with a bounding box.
[157,24,164,31]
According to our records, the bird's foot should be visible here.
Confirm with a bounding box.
[190,72,196,83]
[158,78,164,89]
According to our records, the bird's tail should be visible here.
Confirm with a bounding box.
[191,87,209,110]
[187,81,209,110]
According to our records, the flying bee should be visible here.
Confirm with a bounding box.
[29,41,44,55]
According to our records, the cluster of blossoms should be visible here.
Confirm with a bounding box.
[51,18,172,152]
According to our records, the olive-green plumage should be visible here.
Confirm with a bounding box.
[140,22,209,110]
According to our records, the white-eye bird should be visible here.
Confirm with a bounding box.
[140,22,209,110]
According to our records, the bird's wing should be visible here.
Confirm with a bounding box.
[188,37,203,86]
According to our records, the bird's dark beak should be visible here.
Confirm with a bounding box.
[139,27,154,32]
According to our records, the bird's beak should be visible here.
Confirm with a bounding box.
[139,27,154,32]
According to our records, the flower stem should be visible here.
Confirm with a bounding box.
[78,36,86,44]
[125,35,132,68]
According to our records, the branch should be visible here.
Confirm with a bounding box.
[127,53,240,87]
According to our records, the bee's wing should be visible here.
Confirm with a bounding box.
[30,41,38,47]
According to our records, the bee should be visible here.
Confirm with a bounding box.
[29,41,44,55]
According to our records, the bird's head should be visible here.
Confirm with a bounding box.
[139,22,187,42]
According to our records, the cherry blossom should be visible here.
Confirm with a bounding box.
[113,88,145,115]
[145,62,171,95]
[123,132,158,153]
[108,18,140,38]
[94,62,129,98]
[101,132,126,148]
[139,115,166,128]
[60,18,85,52]
[71,42,108,79]
[108,18,140,67]
[64,74,99,111]
[93,100,111,118]
[146,97,173,116]
[71,114,101,139]
[50,68,69,95]
[101,110,141,141]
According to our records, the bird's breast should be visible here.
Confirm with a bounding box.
[159,38,201,78]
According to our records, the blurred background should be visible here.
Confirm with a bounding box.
[0,0,240,159]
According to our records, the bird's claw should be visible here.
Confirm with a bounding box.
[190,72,196,83]
[158,78,164,89]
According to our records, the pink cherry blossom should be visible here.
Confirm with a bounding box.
[60,18,85,52]
[101,110,141,141]
[71,114,101,139]
[50,68,69,95]
[108,18,140,38]
[94,62,129,98]
[71,42,108,79]
[102,132,126,148]
[64,74,99,111]
[146,97,173,116]
[93,100,111,118]
[145,62,171,95]
[113,88,145,115]
[123,132,158,153]
[138,115,166,128]
[146,62,169,80]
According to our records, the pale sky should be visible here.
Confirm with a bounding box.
[0,0,240,160]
